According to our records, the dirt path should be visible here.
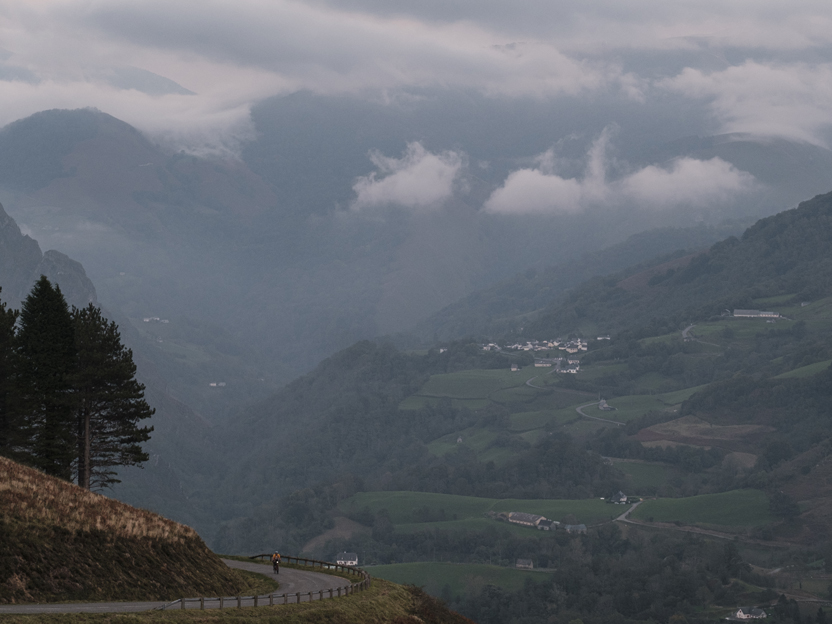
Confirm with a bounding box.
[576,401,624,426]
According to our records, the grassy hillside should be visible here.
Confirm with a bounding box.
[0,456,250,604]
[404,223,744,345]
[528,190,832,339]
[341,491,616,528]
[631,490,773,528]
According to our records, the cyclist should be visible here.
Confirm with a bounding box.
[270,551,281,574]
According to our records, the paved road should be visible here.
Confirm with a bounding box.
[0,559,347,614]
[224,559,344,597]
[615,500,641,521]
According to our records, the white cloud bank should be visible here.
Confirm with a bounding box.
[352,142,464,210]
[662,61,832,146]
[484,131,756,214]
[2,1,832,154]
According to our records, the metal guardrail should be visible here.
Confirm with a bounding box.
[155,555,371,610]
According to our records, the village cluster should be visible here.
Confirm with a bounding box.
[483,337,591,353]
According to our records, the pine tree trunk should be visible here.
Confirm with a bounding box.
[77,406,91,490]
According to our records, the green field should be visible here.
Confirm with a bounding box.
[417,368,540,399]
[774,359,832,379]
[369,562,551,598]
[600,394,678,422]
[340,491,617,527]
[612,460,675,491]
[656,385,707,405]
[631,489,773,527]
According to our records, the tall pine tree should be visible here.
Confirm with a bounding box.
[14,276,77,480]
[0,289,19,458]
[73,304,153,489]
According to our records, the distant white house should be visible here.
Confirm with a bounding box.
[610,491,628,504]
[511,363,519,372]
[736,608,767,619]
[336,552,358,566]
[516,559,534,569]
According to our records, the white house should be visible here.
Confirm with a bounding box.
[736,608,767,619]
[336,552,358,566]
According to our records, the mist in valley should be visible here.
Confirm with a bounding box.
[3,3,832,621]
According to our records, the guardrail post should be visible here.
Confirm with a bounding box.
[296,592,300,603]
[283,593,287,605]
[220,596,224,609]
[337,587,341,597]
[319,589,323,600]
[180,598,185,610]
[200,597,204,610]
[269,594,273,606]
[237,596,241,608]
[308,591,312,602]
[329,588,333,598]
[254,595,258,607]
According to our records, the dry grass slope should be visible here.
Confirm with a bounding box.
[0,456,194,541]
[0,456,249,604]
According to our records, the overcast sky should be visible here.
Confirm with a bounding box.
[1,1,831,213]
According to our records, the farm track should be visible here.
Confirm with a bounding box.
[616,508,791,549]
[576,401,624,426]
[681,324,722,348]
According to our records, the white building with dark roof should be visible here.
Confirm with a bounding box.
[336,552,358,566]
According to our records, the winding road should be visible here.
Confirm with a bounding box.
[0,558,346,615]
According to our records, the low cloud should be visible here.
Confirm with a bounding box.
[352,142,464,210]
[662,61,832,146]
[484,129,756,214]
[622,157,756,208]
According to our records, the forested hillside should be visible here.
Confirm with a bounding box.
[197,191,832,624]
[527,191,832,339]
[404,222,745,345]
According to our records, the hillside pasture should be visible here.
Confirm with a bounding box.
[774,359,832,379]
[656,385,707,405]
[489,498,615,525]
[509,410,555,432]
[631,489,773,527]
[601,394,679,422]
[417,368,539,399]
[612,460,676,492]
[340,491,616,527]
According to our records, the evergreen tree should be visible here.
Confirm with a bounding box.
[73,303,153,489]
[0,290,18,458]
[14,276,76,479]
